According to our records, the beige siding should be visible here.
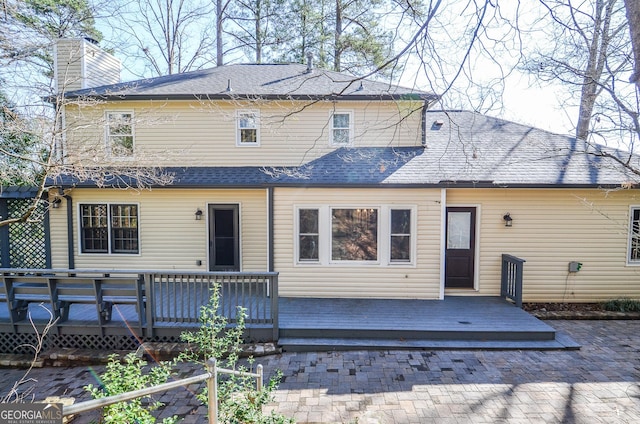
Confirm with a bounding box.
[49,188,268,271]
[63,99,423,167]
[55,39,84,92]
[55,39,120,93]
[49,194,71,269]
[273,187,442,299]
[446,188,640,302]
[83,42,121,88]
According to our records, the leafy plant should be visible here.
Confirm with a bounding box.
[179,283,294,424]
[601,298,640,312]
[86,353,178,424]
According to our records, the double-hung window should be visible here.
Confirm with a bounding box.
[390,209,412,262]
[629,207,640,263]
[80,203,139,254]
[298,209,319,262]
[330,111,353,146]
[106,111,134,157]
[237,110,260,146]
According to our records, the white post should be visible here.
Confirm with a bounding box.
[257,364,263,391]
[207,358,218,424]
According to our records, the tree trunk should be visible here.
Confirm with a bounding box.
[217,0,223,66]
[334,0,342,71]
[625,0,640,86]
[576,0,613,140]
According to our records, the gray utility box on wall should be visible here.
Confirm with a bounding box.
[568,261,583,272]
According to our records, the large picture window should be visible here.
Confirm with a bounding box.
[295,205,414,265]
[630,207,640,263]
[106,111,134,156]
[80,204,139,254]
[331,208,378,261]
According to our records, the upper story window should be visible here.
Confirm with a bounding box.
[330,111,353,146]
[629,207,640,263]
[106,111,134,157]
[237,110,260,146]
[80,203,139,254]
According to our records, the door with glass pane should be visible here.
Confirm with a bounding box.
[208,205,239,271]
[445,207,476,289]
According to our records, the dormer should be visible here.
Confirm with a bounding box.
[54,38,121,93]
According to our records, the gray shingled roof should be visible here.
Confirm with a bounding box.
[272,111,638,187]
[53,111,639,189]
[64,63,437,101]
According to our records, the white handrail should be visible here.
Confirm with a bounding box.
[63,358,263,424]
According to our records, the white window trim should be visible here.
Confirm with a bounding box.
[236,109,261,147]
[329,110,354,147]
[388,206,417,266]
[627,206,640,266]
[105,110,135,159]
[77,202,141,256]
[294,205,416,267]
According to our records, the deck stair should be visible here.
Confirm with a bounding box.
[277,297,580,351]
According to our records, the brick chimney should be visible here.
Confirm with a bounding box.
[54,38,121,93]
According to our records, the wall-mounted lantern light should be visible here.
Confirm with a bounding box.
[52,198,62,209]
[503,212,513,227]
[195,208,203,221]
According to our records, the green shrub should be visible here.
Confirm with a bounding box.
[86,353,178,424]
[179,283,294,424]
[601,298,640,312]
[87,283,293,423]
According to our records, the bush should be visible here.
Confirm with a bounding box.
[601,298,640,312]
[86,353,178,424]
[87,283,293,423]
[179,283,294,424]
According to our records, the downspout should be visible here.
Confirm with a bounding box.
[439,188,446,299]
[65,195,75,269]
[267,187,274,272]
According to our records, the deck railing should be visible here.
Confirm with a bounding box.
[143,271,278,340]
[0,269,279,341]
[501,254,525,308]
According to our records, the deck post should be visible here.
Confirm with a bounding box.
[143,273,154,337]
[271,274,279,342]
[501,254,525,308]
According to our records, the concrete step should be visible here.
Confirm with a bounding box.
[279,332,580,352]
[279,327,557,342]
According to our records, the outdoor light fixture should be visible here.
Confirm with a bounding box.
[503,213,513,227]
[195,208,203,221]
[52,198,62,209]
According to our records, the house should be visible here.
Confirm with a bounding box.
[46,37,640,307]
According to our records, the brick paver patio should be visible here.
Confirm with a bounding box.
[1,320,639,423]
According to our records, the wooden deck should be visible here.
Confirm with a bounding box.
[277,296,580,351]
[0,290,579,352]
